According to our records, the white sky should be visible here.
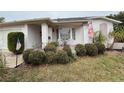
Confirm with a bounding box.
[0,11,119,22]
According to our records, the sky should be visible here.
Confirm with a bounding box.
[0,11,119,22]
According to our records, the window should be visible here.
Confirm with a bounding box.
[72,28,76,40]
[60,28,70,41]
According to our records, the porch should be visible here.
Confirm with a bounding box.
[26,21,87,49]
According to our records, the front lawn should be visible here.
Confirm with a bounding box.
[1,51,124,82]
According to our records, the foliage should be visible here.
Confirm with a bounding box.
[55,50,70,64]
[45,51,56,64]
[109,26,124,42]
[29,50,46,65]
[107,12,124,43]
[23,49,33,64]
[1,51,124,82]
[95,43,106,54]
[93,31,106,44]
[85,44,98,56]
[0,17,5,23]
[44,43,57,52]
[75,44,86,56]
[107,11,124,26]
[8,32,24,54]
[63,45,73,58]
[49,42,59,47]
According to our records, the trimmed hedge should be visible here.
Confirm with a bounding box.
[85,44,98,56]
[29,50,46,65]
[45,51,56,64]
[8,32,24,54]
[44,43,57,52]
[56,50,70,64]
[63,45,73,58]
[49,42,59,47]
[23,49,33,64]
[75,44,86,56]
[95,43,106,54]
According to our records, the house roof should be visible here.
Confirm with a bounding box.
[0,16,122,26]
[53,16,122,24]
[0,18,53,26]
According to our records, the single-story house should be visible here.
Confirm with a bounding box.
[0,16,121,52]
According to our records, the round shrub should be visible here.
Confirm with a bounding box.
[85,44,98,56]
[45,51,56,64]
[29,50,46,65]
[44,44,57,52]
[63,45,73,58]
[49,42,59,47]
[23,49,33,64]
[8,32,24,54]
[95,43,106,54]
[75,44,86,56]
[55,50,70,64]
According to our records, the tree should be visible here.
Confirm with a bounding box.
[107,12,124,42]
[0,17,5,23]
[107,12,124,24]
[107,12,124,28]
[107,12,124,49]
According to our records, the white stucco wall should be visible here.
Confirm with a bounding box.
[92,19,113,35]
[27,25,41,48]
[0,25,27,50]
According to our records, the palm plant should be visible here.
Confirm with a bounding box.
[93,31,106,44]
[110,26,124,42]
[108,26,124,49]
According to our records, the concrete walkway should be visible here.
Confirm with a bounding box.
[5,54,23,68]
[0,51,23,68]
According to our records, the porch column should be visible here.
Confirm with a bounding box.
[58,29,61,41]
[70,28,73,40]
[41,23,48,49]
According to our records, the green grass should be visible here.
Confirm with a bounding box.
[1,51,124,82]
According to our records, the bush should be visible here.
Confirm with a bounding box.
[29,50,46,65]
[44,43,57,52]
[8,32,24,54]
[49,42,59,47]
[23,49,33,64]
[55,50,70,64]
[110,26,124,42]
[75,44,86,56]
[63,45,73,58]
[45,51,56,64]
[95,43,106,54]
[85,44,98,56]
